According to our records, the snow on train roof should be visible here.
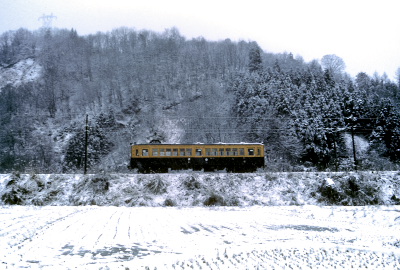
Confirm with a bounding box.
[132,142,264,145]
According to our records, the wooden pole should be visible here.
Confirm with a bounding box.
[351,127,357,171]
[84,114,88,174]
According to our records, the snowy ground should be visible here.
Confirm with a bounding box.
[0,58,41,90]
[1,205,399,269]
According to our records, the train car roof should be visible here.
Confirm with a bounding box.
[131,142,264,146]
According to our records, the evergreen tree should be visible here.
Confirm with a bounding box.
[248,43,262,73]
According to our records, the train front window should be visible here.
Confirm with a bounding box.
[248,148,254,156]
[136,149,139,156]
[196,149,202,156]
[142,149,149,156]
[152,149,158,156]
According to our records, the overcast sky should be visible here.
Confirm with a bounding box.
[1,0,399,79]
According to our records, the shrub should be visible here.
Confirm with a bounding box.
[1,189,23,205]
[318,181,341,205]
[182,175,201,190]
[73,174,110,194]
[164,198,176,206]
[145,176,167,194]
[5,171,21,187]
[1,173,27,205]
[69,174,112,206]
[203,193,225,206]
[345,176,360,197]
[341,174,383,205]
[391,195,400,205]
[90,176,110,192]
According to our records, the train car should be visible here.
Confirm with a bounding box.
[129,142,265,173]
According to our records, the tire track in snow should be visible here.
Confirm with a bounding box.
[127,209,132,240]
[1,207,84,246]
[94,207,119,246]
[1,206,400,269]
[0,207,85,267]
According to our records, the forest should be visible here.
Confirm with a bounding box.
[0,27,399,173]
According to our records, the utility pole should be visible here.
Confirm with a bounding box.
[84,114,89,175]
[333,139,338,172]
[351,127,357,171]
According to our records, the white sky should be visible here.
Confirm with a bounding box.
[1,0,399,79]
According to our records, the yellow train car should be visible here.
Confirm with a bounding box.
[130,143,265,173]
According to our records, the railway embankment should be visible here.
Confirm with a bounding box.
[0,171,399,207]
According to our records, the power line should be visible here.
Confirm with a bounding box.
[1,112,396,122]
[158,115,388,121]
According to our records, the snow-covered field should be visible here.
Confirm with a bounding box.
[1,205,399,269]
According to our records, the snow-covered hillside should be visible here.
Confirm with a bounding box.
[0,58,41,90]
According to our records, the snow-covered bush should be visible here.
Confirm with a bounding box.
[144,175,167,195]
[163,198,176,206]
[317,177,342,205]
[316,173,389,206]
[0,173,66,205]
[1,171,399,207]
[342,174,384,205]
[1,172,24,205]
[203,192,225,206]
[69,174,112,205]
[0,173,45,205]
[181,175,202,190]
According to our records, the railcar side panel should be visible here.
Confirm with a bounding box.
[130,143,265,173]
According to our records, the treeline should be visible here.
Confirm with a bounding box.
[0,27,399,172]
[231,46,400,170]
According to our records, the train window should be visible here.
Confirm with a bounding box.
[166,149,172,156]
[206,148,211,156]
[248,148,254,156]
[180,149,185,156]
[226,148,231,156]
[219,148,224,156]
[142,149,149,156]
[152,149,158,156]
[212,148,218,156]
[196,149,202,156]
[160,149,165,156]
[173,149,178,156]
[186,148,192,156]
[136,149,139,156]
[239,148,244,156]
[232,148,238,156]
[257,148,261,156]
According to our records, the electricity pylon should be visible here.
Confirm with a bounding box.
[38,13,57,29]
